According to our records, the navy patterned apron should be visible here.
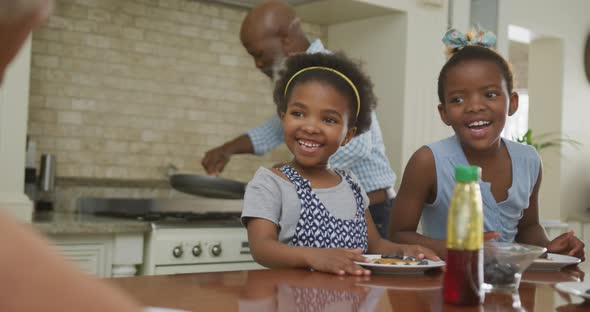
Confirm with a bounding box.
[279,165,368,253]
[280,284,362,312]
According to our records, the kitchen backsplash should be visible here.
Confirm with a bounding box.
[27,0,326,188]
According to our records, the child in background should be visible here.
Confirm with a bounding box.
[389,29,585,260]
[242,52,439,275]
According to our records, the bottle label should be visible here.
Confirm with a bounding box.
[446,183,483,250]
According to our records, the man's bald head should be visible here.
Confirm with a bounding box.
[240,0,309,79]
[240,0,297,41]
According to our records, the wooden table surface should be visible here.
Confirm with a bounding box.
[110,264,590,311]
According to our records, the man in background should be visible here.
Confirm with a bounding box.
[201,0,397,237]
[0,1,143,310]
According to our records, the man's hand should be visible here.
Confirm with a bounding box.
[201,145,231,176]
[201,135,255,175]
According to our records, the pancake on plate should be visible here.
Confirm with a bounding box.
[371,254,427,265]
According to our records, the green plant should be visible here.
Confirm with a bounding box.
[515,129,582,151]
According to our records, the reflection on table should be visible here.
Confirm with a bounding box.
[110,263,590,312]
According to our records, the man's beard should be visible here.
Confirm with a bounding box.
[263,56,286,83]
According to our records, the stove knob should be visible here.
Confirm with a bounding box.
[172,246,183,258]
[192,244,202,257]
[211,243,222,257]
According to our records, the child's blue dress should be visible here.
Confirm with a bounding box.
[421,135,541,242]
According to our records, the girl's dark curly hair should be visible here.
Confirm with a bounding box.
[438,45,515,104]
[273,52,376,135]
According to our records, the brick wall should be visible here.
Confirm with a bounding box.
[28,0,325,187]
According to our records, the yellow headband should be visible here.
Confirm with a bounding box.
[283,66,361,119]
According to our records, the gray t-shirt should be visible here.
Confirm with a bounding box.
[241,167,369,244]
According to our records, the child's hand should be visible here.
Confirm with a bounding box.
[305,248,370,276]
[484,231,500,241]
[398,244,441,261]
[547,230,585,261]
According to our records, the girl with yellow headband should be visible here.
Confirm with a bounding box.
[241,52,439,275]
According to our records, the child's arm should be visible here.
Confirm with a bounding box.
[365,210,441,261]
[387,147,448,258]
[516,167,585,260]
[246,218,370,275]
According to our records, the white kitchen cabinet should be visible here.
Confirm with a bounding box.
[49,233,144,278]
[52,235,113,277]
[540,220,569,240]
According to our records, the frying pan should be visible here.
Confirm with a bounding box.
[169,174,246,199]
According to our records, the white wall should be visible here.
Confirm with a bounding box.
[449,0,470,32]
[497,0,590,220]
[327,13,407,184]
[0,37,34,222]
[399,1,451,167]
[527,38,564,221]
[327,0,450,187]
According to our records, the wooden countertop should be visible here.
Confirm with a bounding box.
[109,264,590,311]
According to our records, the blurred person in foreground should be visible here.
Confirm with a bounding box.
[0,1,143,311]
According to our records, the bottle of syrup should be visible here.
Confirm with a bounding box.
[443,165,484,305]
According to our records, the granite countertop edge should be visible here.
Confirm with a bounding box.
[32,211,151,235]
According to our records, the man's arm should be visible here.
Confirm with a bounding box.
[202,115,284,175]
[246,115,284,155]
[201,134,255,175]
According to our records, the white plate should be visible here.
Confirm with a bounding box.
[527,253,581,271]
[354,254,445,275]
[521,270,581,285]
[357,282,442,291]
[555,282,590,300]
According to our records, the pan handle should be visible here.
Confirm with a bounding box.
[166,163,178,177]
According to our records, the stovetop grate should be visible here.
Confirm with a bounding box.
[94,210,242,222]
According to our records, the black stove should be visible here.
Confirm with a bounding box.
[79,197,243,225]
[94,210,242,222]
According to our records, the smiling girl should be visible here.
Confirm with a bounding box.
[389,29,585,261]
[241,52,439,275]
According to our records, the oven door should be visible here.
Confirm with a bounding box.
[154,262,264,275]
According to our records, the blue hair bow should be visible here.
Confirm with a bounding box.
[442,28,496,50]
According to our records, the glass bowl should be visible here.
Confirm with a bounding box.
[483,242,547,291]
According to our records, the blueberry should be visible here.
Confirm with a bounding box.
[484,260,518,285]
[382,254,406,260]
